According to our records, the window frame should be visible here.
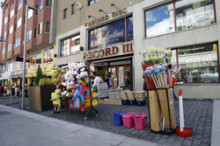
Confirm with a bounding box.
[45,21,50,32]
[88,0,100,6]
[40,0,44,9]
[144,0,217,38]
[171,42,220,84]
[46,0,52,6]
[63,8,67,19]
[71,3,75,15]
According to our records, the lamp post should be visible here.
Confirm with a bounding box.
[21,5,36,110]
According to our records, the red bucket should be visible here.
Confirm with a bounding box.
[176,126,193,137]
[122,112,136,128]
[133,113,147,130]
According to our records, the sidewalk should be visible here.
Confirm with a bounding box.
[0,96,216,146]
[0,104,157,146]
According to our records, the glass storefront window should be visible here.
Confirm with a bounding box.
[89,16,133,50]
[60,34,80,56]
[175,0,215,31]
[146,3,175,38]
[174,43,219,83]
[31,51,42,67]
[43,47,53,64]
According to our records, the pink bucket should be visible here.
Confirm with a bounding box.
[122,112,136,128]
[133,113,147,130]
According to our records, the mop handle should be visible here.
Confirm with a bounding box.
[179,89,184,132]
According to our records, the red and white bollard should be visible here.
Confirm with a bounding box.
[176,89,193,137]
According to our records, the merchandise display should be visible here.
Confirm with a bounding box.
[50,89,61,114]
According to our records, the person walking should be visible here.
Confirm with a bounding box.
[14,86,19,97]
[92,73,103,93]
[4,85,7,96]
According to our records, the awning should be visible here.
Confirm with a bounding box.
[90,56,132,64]
[0,76,9,80]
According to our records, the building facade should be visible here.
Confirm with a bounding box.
[0,0,55,89]
[54,0,220,99]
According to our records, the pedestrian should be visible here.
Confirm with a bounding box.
[172,75,177,99]
[93,73,103,93]
[14,86,19,97]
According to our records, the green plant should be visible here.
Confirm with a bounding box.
[38,78,54,86]
[34,65,45,86]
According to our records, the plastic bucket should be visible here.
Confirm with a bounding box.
[122,100,129,105]
[120,91,128,100]
[128,100,136,105]
[136,100,146,106]
[133,113,147,130]
[122,112,136,128]
[113,111,127,126]
[135,91,146,101]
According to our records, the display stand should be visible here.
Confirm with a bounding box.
[147,88,176,134]
[82,61,99,120]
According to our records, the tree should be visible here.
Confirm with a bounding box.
[34,65,45,86]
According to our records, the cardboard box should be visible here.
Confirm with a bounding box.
[98,99,105,104]
[157,88,176,130]
[148,90,163,132]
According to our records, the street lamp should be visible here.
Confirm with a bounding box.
[21,5,36,110]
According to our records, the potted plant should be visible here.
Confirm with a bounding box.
[29,65,56,111]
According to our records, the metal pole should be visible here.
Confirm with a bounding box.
[21,5,28,110]
[10,79,12,103]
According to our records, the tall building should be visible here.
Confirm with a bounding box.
[53,0,220,99]
[0,0,55,90]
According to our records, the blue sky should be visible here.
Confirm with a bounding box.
[0,0,5,37]
[146,5,170,28]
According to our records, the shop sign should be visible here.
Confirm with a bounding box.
[85,8,127,27]
[83,43,133,60]
[11,70,23,76]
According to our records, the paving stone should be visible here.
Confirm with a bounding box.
[0,97,213,146]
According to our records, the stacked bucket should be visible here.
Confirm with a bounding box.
[121,91,146,106]
[113,112,147,130]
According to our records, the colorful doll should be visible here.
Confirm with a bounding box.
[51,89,61,114]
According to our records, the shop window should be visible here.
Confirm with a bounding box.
[46,0,52,6]
[45,21,50,32]
[146,3,175,38]
[8,62,12,72]
[171,43,219,83]
[89,16,133,50]
[71,4,75,15]
[31,52,42,67]
[63,8,67,19]
[175,0,215,31]
[18,0,23,10]
[60,34,80,56]
[40,0,44,9]
[13,61,17,71]
[88,0,100,6]
[8,43,12,52]
[2,47,5,55]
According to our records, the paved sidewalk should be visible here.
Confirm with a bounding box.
[0,104,157,146]
[211,100,220,146]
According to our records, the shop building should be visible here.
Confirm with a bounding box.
[0,0,54,88]
[53,0,220,99]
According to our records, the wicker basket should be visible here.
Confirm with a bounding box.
[126,91,135,100]
[120,91,128,100]
[135,91,147,101]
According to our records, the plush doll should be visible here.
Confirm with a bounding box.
[62,71,76,88]
[51,89,61,113]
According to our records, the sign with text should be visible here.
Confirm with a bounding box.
[118,67,125,87]
[97,82,109,98]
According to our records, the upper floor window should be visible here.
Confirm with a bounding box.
[175,0,215,31]
[27,30,32,41]
[60,34,80,56]
[17,17,22,28]
[28,9,33,19]
[34,28,37,38]
[3,31,7,40]
[2,47,5,55]
[18,0,23,10]
[4,17,8,25]
[40,0,44,9]
[88,0,100,6]
[45,21,50,32]
[9,25,14,34]
[63,8,67,19]
[10,9,15,18]
[46,0,52,6]
[15,37,21,48]
[145,0,216,38]
[8,43,12,52]
[71,4,75,14]
[38,22,42,35]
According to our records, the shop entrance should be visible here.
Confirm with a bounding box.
[92,58,133,91]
